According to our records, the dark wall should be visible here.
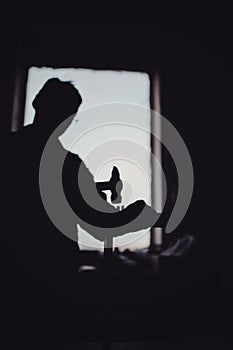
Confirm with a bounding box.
[0,17,232,347]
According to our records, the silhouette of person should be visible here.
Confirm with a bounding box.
[3,79,83,291]
[4,78,159,288]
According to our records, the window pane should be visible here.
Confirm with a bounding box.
[24,67,151,251]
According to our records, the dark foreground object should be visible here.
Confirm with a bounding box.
[1,250,227,349]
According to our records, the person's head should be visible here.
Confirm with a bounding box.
[32,78,82,131]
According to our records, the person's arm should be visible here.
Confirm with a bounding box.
[63,152,158,242]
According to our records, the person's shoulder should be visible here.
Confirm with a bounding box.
[3,125,36,154]
[17,124,34,136]
[0,126,26,147]
[3,124,34,139]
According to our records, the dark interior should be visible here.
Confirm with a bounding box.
[0,19,232,349]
